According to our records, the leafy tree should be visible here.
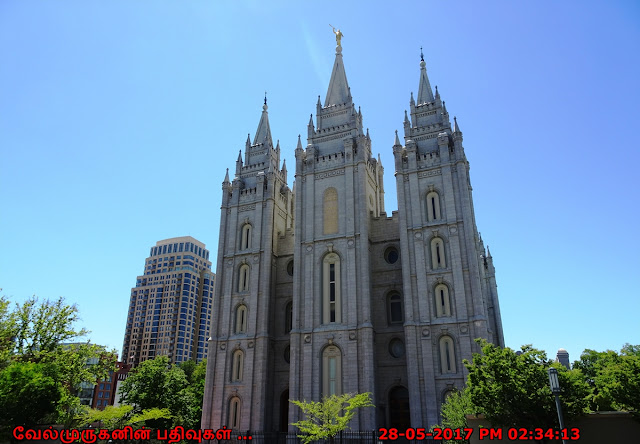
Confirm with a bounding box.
[573,344,640,412]
[0,295,116,433]
[464,339,589,431]
[76,405,172,429]
[119,356,204,429]
[0,361,63,427]
[289,392,374,444]
[431,388,476,443]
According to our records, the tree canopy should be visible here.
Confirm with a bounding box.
[437,339,639,442]
[0,295,116,435]
[118,356,206,430]
[290,392,374,444]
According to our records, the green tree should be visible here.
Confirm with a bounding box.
[432,388,476,443]
[0,295,115,433]
[119,356,204,429]
[0,361,63,427]
[289,392,374,444]
[76,405,172,430]
[464,339,589,431]
[573,344,640,412]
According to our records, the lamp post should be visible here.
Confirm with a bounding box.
[548,367,566,444]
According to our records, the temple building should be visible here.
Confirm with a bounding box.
[202,39,503,431]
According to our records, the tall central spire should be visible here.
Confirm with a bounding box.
[417,48,434,104]
[253,97,273,147]
[324,46,351,107]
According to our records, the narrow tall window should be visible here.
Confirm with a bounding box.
[238,265,250,292]
[435,284,451,317]
[229,397,241,429]
[431,238,446,269]
[241,224,252,250]
[439,336,456,374]
[285,301,293,334]
[235,305,247,333]
[322,253,341,323]
[323,188,338,234]
[231,350,244,381]
[388,292,403,324]
[322,345,342,396]
[426,191,441,221]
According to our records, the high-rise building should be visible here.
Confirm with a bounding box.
[122,236,215,366]
[202,41,503,432]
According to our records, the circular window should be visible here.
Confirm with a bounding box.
[284,345,290,363]
[286,260,294,276]
[389,338,405,358]
[384,247,399,264]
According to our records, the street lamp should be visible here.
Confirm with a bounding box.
[548,367,566,444]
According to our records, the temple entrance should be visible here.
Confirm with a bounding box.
[389,386,411,429]
[279,389,289,432]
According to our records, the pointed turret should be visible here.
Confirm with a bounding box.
[308,114,315,139]
[410,91,415,106]
[324,46,351,107]
[253,100,273,147]
[236,150,243,176]
[417,51,434,104]
[223,168,230,184]
[454,116,461,133]
[296,134,303,151]
[394,129,402,147]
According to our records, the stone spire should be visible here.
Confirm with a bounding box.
[253,98,273,146]
[417,49,434,104]
[394,129,402,147]
[324,45,351,107]
[223,168,230,184]
[308,114,315,138]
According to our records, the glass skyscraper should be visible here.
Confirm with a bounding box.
[122,236,215,366]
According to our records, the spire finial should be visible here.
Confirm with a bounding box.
[224,168,230,184]
[394,129,401,146]
[454,116,461,133]
[263,91,268,111]
[420,46,424,62]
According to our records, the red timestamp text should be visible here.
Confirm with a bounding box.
[379,427,473,440]
[478,427,580,441]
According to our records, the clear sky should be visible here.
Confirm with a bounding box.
[1,1,638,365]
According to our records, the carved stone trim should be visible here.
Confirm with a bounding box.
[422,328,430,338]
[315,169,345,180]
[239,204,256,212]
[448,224,458,236]
[418,169,442,178]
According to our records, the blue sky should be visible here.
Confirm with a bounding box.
[1,1,639,364]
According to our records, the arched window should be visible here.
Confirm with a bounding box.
[285,301,293,334]
[439,336,456,374]
[228,397,241,429]
[434,284,451,317]
[323,188,338,234]
[322,253,341,323]
[322,345,342,396]
[426,191,441,221]
[240,224,252,250]
[238,264,250,292]
[235,305,247,333]
[231,350,244,381]
[387,292,403,325]
[431,238,446,269]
